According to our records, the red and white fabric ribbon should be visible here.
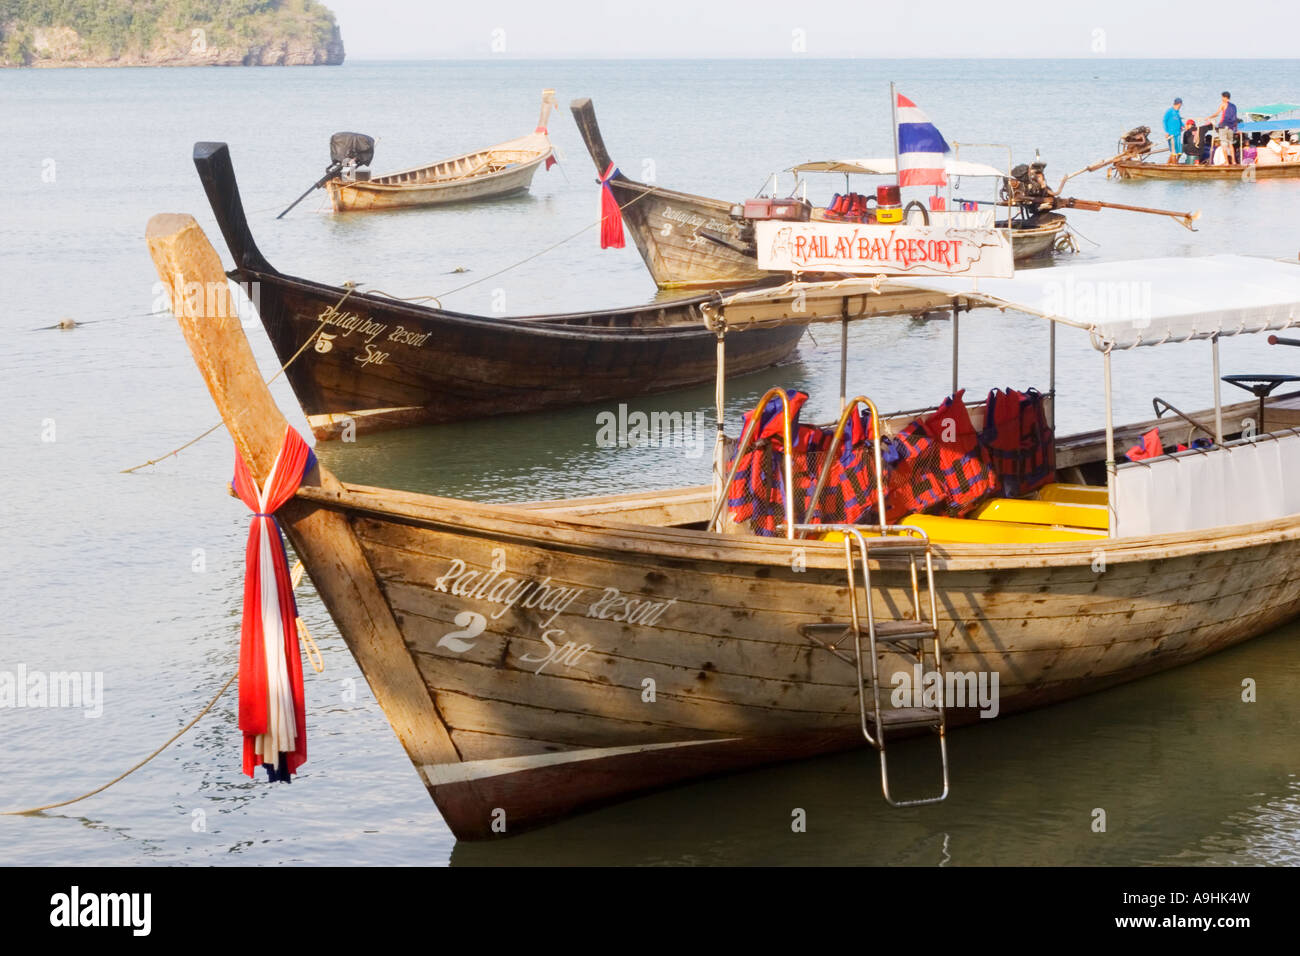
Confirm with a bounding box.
[598,162,625,249]
[231,426,317,782]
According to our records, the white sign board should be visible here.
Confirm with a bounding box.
[754,220,1015,278]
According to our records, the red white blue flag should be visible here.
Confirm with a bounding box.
[896,92,950,187]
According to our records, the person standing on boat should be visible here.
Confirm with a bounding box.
[1181,119,1200,165]
[1203,92,1239,165]
[1163,98,1184,164]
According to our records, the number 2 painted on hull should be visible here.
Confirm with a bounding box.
[437,611,487,652]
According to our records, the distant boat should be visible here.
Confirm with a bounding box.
[570,98,1069,291]
[196,142,813,440]
[1111,105,1300,181]
[326,90,560,212]
[1112,160,1300,181]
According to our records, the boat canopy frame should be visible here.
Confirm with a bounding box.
[767,143,1022,226]
[701,254,1300,539]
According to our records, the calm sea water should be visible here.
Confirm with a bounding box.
[2,58,1299,866]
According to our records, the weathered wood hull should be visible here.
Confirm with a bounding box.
[572,98,1069,289]
[1113,160,1300,180]
[194,142,806,439]
[601,178,1065,288]
[326,150,549,211]
[257,273,805,439]
[1004,212,1067,259]
[326,94,559,211]
[294,482,1300,838]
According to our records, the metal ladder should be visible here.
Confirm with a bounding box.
[711,390,950,805]
[794,395,949,807]
[796,525,950,807]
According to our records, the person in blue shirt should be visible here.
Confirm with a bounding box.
[1163,98,1184,164]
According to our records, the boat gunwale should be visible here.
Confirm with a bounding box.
[231,263,800,341]
[336,141,553,193]
[1113,158,1300,177]
[300,477,1300,573]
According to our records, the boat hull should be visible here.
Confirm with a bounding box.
[285,484,1300,838]
[1006,212,1067,259]
[147,208,1300,842]
[572,98,1065,290]
[605,176,1065,288]
[254,271,806,439]
[327,153,548,211]
[1113,160,1300,180]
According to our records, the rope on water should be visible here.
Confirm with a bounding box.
[366,186,654,305]
[0,671,236,816]
[33,310,171,332]
[0,560,323,816]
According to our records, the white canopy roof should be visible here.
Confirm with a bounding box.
[790,157,1009,178]
[903,255,1300,350]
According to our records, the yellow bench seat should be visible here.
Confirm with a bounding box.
[900,513,1107,544]
[970,497,1108,530]
[1037,482,1108,506]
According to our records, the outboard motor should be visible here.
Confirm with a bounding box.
[1117,125,1152,156]
[1001,161,1054,207]
[329,131,375,181]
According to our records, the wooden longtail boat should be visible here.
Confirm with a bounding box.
[326,90,559,212]
[195,142,810,440]
[570,98,1068,290]
[1111,108,1300,181]
[1112,160,1300,181]
[146,211,1300,839]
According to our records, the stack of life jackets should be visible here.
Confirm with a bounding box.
[726,390,827,536]
[806,404,881,525]
[824,193,870,222]
[728,388,1051,534]
[981,387,1056,497]
[880,390,1002,522]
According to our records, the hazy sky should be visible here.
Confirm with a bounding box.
[326,0,1300,59]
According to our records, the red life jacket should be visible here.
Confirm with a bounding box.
[727,390,823,536]
[808,406,881,525]
[981,388,1056,496]
[1126,427,1163,462]
[881,420,947,522]
[920,390,1002,516]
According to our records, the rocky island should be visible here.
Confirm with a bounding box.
[0,0,344,67]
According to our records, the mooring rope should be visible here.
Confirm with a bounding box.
[121,288,354,474]
[366,185,654,308]
[0,670,237,816]
[0,558,324,816]
[32,310,170,332]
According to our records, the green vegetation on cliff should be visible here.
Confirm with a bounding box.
[1,0,343,66]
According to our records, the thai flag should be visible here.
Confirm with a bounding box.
[896,92,950,187]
